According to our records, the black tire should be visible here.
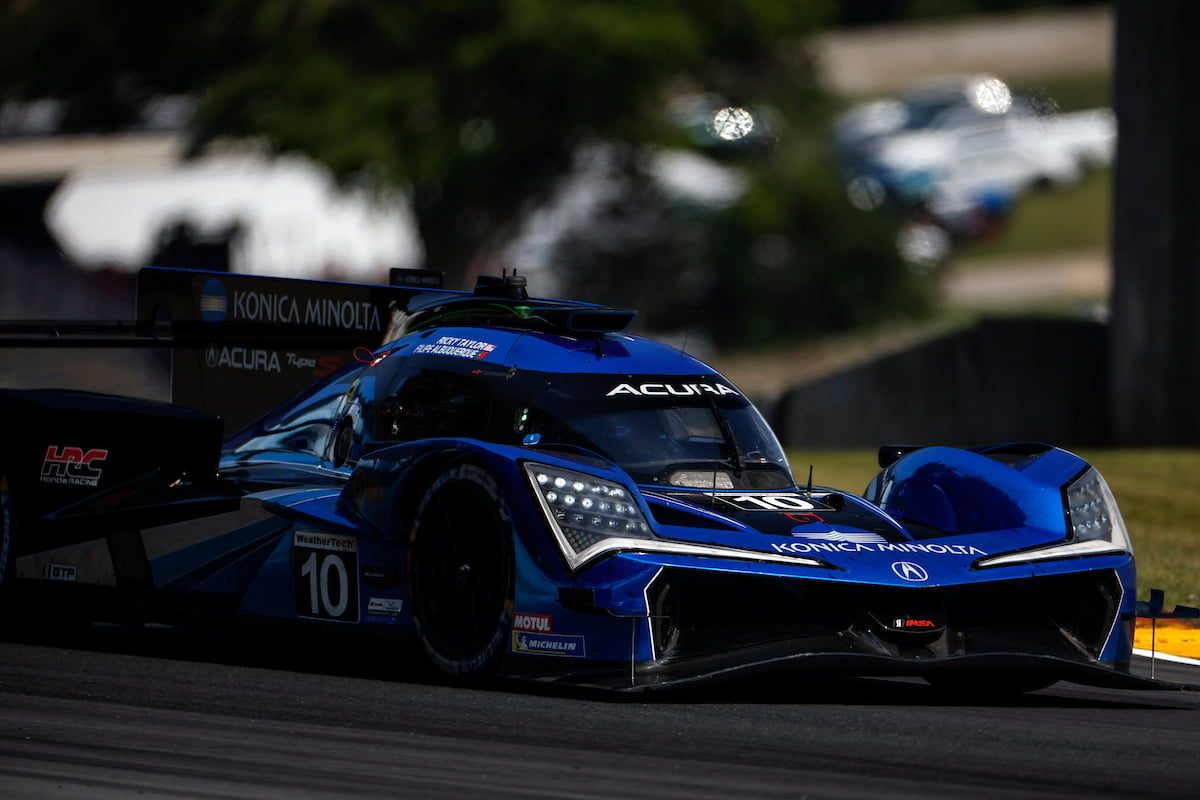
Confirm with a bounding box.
[408,464,514,679]
[924,673,1058,697]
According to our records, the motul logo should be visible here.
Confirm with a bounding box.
[40,446,109,487]
[513,613,552,633]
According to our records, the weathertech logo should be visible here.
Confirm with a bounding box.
[40,446,109,487]
[513,613,552,633]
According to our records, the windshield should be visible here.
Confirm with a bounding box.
[499,373,793,489]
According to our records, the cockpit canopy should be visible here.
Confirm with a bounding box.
[229,345,792,491]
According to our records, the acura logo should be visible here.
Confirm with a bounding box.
[891,561,929,582]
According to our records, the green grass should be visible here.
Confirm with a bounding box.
[953,167,1110,263]
[790,449,1200,604]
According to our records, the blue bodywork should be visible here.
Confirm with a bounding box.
[7,276,1139,690]
[193,321,1135,688]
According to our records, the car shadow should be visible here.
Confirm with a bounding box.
[1,618,1191,713]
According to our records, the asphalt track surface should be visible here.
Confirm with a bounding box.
[1,623,1197,799]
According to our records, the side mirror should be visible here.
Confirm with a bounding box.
[878,445,924,469]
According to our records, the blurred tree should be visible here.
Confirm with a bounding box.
[0,0,927,348]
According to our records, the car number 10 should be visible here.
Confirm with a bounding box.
[717,494,824,511]
[300,551,350,617]
[293,531,359,622]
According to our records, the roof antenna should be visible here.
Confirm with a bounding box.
[806,464,814,500]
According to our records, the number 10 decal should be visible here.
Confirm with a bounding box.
[293,531,359,622]
[714,493,831,512]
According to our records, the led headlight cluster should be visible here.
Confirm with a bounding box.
[523,461,827,572]
[525,463,651,561]
[977,467,1132,568]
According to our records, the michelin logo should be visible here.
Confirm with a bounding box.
[512,631,586,658]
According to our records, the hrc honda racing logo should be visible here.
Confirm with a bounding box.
[40,446,109,487]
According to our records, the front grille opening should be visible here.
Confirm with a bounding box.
[646,569,1121,665]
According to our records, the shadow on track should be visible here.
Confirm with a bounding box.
[0,617,1187,713]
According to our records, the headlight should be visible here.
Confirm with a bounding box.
[523,462,826,572]
[525,463,652,570]
[976,467,1132,568]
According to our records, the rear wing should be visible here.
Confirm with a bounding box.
[1,266,459,432]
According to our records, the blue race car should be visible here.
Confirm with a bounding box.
[0,268,1158,693]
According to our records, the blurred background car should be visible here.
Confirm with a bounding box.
[837,73,1114,269]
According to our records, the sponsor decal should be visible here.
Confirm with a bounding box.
[293,531,359,623]
[206,344,282,374]
[41,563,77,582]
[413,336,497,360]
[40,446,109,488]
[366,597,404,617]
[200,278,227,323]
[606,382,738,398]
[893,617,937,629]
[362,565,397,584]
[512,631,586,658]
[770,541,986,557]
[513,613,553,633]
[891,561,930,582]
[286,353,316,370]
[222,289,382,332]
[792,530,888,544]
[314,355,343,378]
[294,531,357,552]
[716,493,829,512]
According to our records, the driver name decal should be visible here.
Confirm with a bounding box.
[414,336,496,360]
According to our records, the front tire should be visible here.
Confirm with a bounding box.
[408,464,514,679]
